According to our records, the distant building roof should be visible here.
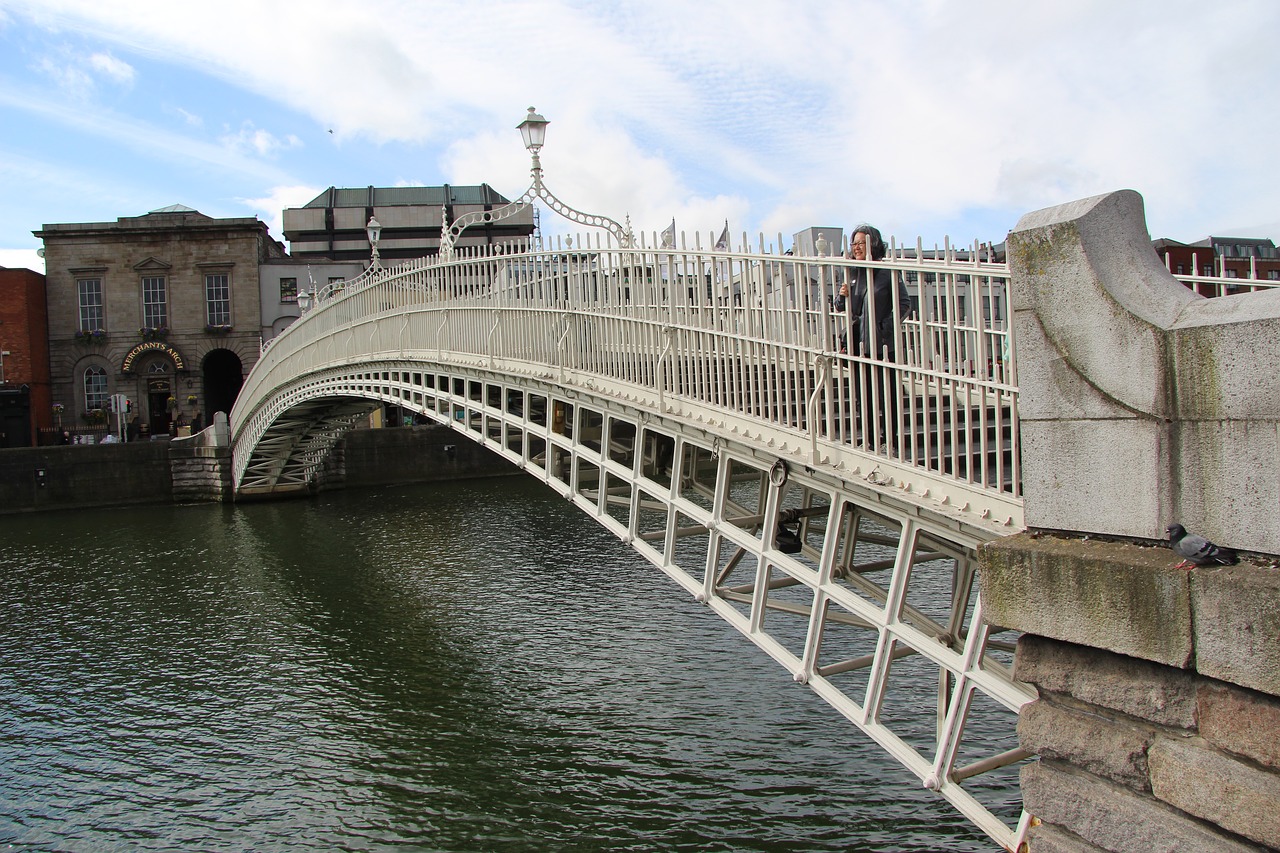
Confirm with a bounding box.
[301,185,515,209]
[148,203,200,214]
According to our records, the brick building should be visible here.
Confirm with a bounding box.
[35,205,285,438]
[1153,236,1280,296]
[0,266,51,447]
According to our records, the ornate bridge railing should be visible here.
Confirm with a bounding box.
[240,235,1022,528]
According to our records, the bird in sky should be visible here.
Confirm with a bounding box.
[1166,523,1240,570]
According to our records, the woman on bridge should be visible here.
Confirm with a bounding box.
[834,223,911,452]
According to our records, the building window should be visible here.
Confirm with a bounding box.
[1202,266,1213,276]
[84,366,108,411]
[328,276,345,285]
[205,274,231,326]
[78,279,104,331]
[1175,264,1185,274]
[142,276,167,329]
[1226,269,1238,278]
[280,277,298,303]
[1268,271,1280,281]
[982,293,1004,324]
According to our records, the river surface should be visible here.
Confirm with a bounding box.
[0,477,1003,852]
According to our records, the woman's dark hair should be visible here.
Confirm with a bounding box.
[850,224,887,261]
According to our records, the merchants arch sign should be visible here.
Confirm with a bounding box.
[121,341,185,373]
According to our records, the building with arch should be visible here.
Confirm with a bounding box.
[36,205,283,438]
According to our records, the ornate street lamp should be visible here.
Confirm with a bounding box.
[297,290,313,313]
[438,106,631,257]
[517,107,548,184]
[366,216,383,270]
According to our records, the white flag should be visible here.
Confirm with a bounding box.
[660,219,675,248]
[714,221,730,251]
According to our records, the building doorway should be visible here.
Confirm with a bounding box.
[147,377,172,436]
[0,386,32,447]
[202,349,244,421]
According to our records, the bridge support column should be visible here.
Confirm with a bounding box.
[979,531,1280,852]
[1007,189,1280,555]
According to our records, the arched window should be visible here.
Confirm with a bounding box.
[84,366,108,411]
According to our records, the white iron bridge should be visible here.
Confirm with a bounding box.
[231,234,1034,848]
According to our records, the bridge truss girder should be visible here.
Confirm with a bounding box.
[237,397,379,495]
[231,359,1033,850]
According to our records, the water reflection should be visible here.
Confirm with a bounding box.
[0,478,998,851]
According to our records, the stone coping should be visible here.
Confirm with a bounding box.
[979,531,1280,696]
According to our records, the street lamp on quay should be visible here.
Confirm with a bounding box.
[366,216,383,270]
[517,107,549,182]
[438,106,631,257]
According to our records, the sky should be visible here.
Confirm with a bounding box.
[1,0,1277,273]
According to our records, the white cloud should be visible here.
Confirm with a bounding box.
[238,184,322,239]
[219,123,302,158]
[0,84,295,185]
[0,248,44,273]
[2,0,1279,246]
[35,56,94,97]
[88,51,133,84]
[33,46,134,98]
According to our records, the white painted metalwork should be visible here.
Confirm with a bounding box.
[232,233,1032,850]
[258,235,1021,526]
[438,107,633,257]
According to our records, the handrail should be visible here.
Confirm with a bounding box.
[239,237,1021,513]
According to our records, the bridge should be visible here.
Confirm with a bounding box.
[227,188,1280,852]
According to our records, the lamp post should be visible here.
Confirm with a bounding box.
[297,290,313,313]
[517,107,548,188]
[366,216,383,270]
[437,107,630,257]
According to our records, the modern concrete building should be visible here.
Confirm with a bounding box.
[0,266,52,446]
[282,184,536,262]
[35,205,285,437]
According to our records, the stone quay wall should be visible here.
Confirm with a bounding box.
[0,424,516,514]
[980,532,1280,852]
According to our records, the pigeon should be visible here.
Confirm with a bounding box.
[1166,523,1239,569]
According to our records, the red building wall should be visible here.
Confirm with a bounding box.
[0,266,52,446]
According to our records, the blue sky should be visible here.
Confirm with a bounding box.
[2,0,1278,273]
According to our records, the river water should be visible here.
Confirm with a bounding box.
[0,476,1002,852]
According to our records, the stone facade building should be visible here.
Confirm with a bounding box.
[35,205,285,438]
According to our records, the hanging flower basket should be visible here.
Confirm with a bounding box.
[74,329,108,343]
[186,395,198,406]
[166,396,178,412]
